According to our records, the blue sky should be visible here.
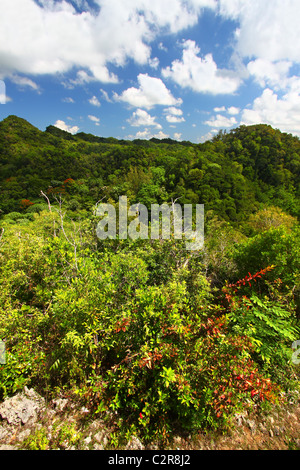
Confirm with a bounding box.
[0,0,300,143]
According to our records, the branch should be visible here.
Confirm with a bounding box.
[40,190,52,212]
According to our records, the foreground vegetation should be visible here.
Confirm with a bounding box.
[0,115,299,446]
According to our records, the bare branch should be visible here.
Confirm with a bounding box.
[40,190,52,212]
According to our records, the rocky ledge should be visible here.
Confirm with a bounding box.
[0,387,299,450]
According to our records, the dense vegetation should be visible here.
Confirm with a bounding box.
[0,115,299,446]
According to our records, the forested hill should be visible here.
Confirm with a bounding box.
[0,115,300,446]
[0,115,299,222]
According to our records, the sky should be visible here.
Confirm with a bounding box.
[0,0,300,143]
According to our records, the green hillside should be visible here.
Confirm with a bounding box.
[0,115,299,447]
[0,115,299,220]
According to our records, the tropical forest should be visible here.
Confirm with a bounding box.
[0,114,299,449]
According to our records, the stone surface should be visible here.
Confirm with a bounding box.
[125,436,144,450]
[0,387,299,450]
[0,387,45,426]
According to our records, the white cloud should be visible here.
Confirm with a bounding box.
[89,95,101,107]
[164,107,184,116]
[158,42,168,52]
[149,57,160,69]
[129,0,217,34]
[199,129,218,142]
[214,106,226,112]
[247,59,293,90]
[219,0,300,63]
[88,115,100,125]
[162,40,241,95]
[115,73,182,109]
[241,86,300,136]
[0,0,217,84]
[153,130,170,139]
[227,106,240,115]
[100,89,112,103]
[173,132,182,140]
[165,115,185,123]
[204,114,237,128]
[62,97,75,103]
[163,106,185,123]
[214,105,240,115]
[127,128,170,140]
[54,119,79,134]
[127,109,162,129]
[10,75,40,91]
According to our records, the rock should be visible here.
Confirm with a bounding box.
[52,398,68,412]
[125,436,144,450]
[0,426,9,441]
[87,419,104,432]
[93,443,104,450]
[94,430,106,444]
[258,423,267,433]
[0,387,45,426]
[172,436,182,448]
[16,428,31,442]
[234,412,247,427]
[247,420,256,434]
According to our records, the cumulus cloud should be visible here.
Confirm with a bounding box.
[214,105,240,115]
[164,107,184,116]
[219,0,300,63]
[166,115,185,124]
[204,114,237,128]
[216,1,300,137]
[247,59,293,90]
[0,0,217,84]
[127,128,170,140]
[214,106,226,112]
[163,107,185,123]
[162,40,241,95]
[10,75,40,91]
[199,129,218,142]
[227,106,240,115]
[127,109,162,129]
[54,119,79,134]
[173,132,182,140]
[115,73,182,109]
[88,115,100,125]
[89,95,101,107]
[241,86,300,136]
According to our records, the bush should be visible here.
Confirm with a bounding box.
[0,215,299,443]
